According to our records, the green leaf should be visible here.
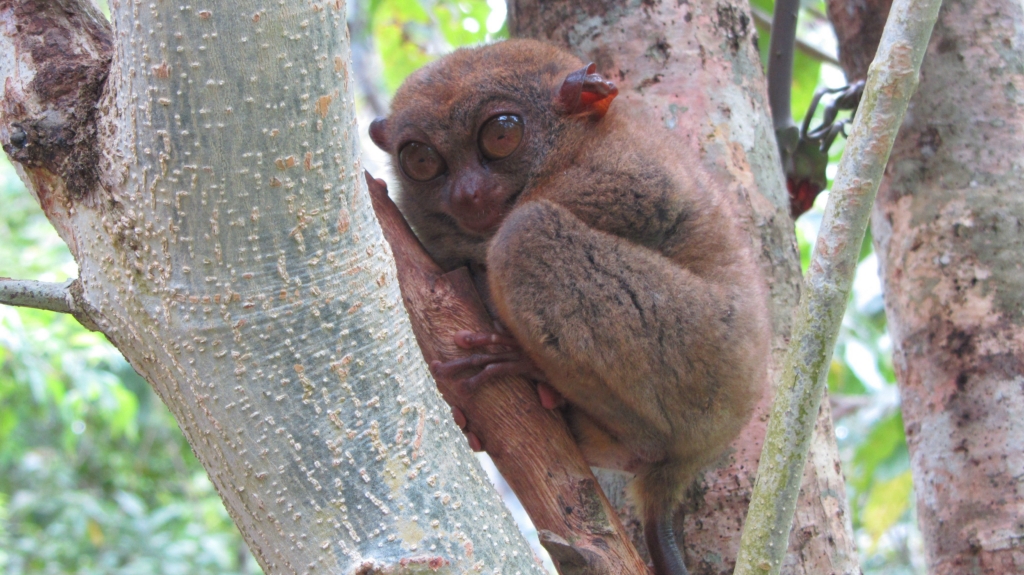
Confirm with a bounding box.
[434,0,491,47]
[828,357,867,395]
[372,0,435,93]
[851,411,907,492]
[862,470,914,549]
[791,48,822,123]
[750,0,775,20]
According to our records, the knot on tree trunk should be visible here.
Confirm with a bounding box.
[0,0,112,201]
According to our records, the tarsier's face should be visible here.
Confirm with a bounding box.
[388,107,533,236]
[368,40,616,262]
[370,90,549,240]
[366,41,590,246]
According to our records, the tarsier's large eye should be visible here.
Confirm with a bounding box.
[399,142,447,182]
[479,114,524,160]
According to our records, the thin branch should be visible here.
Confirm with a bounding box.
[767,0,800,134]
[750,7,840,66]
[363,172,649,575]
[0,278,76,314]
[0,278,99,330]
[766,0,801,171]
[734,0,942,572]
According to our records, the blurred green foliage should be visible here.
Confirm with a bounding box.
[368,0,506,93]
[1,2,921,573]
[0,160,259,574]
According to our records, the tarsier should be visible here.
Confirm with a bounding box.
[369,39,770,575]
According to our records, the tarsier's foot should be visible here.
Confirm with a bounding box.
[451,330,565,408]
[536,382,566,410]
[429,329,547,393]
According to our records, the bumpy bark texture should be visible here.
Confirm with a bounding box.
[830,0,1024,573]
[509,1,859,574]
[0,1,544,573]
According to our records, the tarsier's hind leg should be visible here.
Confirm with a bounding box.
[487,199,721,575]
[487,198,736,463]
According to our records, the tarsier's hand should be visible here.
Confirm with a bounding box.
[429,327,548,392]
[430,325,562,452]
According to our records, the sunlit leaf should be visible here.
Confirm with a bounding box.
[434,0,491,47]
[86,517,105,546]
[791,49,821,122]
[828,357,867,395]
[372,0,435,93]
[851,411,907,492]
[862,470,913,549]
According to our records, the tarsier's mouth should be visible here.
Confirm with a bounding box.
[460,187,526,236]
[457,207,505,235]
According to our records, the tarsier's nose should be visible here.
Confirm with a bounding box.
[450,171,489,214]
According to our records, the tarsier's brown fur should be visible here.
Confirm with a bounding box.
[370,39,770,575]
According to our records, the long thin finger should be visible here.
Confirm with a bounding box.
[537,382,566,409]
[430,352,521,378]
[454,330,520,350]
[458,360,540,390]
[451,406,468,429]
[466,431,483,452]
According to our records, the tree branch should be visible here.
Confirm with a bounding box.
[750,7,840,67]
[0,0,112,254]
[363,172,649,575]
[734,0,942,572]
[767,0,800,166]
[0,278,75,313]
[0,278,99,330]
[2,1,550,571]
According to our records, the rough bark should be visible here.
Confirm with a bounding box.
[508,1,859,574]
[0,0,543,573]
[829,0,1024,572]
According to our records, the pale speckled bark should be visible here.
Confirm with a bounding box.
[509,1,859,574]
[830,0,1024,573]
[0,0,544,573]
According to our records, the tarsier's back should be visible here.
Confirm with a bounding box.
[370,39,771,575]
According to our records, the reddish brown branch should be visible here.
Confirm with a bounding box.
[365,172,649,575]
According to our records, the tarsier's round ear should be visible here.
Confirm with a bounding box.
[369,117,389,151]
[555,63,618,119]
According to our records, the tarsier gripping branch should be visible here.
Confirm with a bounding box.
[369,39,771,575]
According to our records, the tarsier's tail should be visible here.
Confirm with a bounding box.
[636,462,693,575]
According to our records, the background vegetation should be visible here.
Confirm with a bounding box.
[0,0,921,572]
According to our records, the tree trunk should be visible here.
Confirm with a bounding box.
[0,1,542,572]
[829,0,1024,572]
[509,1,860,573]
